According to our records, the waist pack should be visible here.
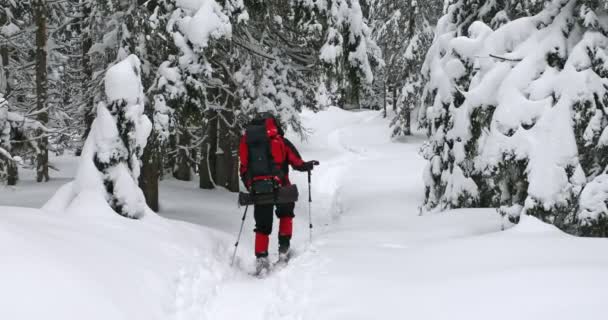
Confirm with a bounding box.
[251,178,278,195]
[239,184,299,206]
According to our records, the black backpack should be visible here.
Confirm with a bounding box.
[245,119,282,194]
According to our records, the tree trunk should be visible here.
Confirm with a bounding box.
[0,46,8,95]
[408,0,416,39]
[404,108,412,136]
[393,85,399,112]
[34,0,49,183]
[402,87,412,136]
[7,161,18,186]
[383,82,387,118]
[173,132,192,181]
[215,111,229,188]
[199,111,217,189]
[229,134,240,192]
[0,10,7,95]
[80,1,94,154]
[140,134,160,212]
[215,106,240,193]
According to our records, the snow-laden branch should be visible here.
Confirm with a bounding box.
[0,146,13,161]
[488,54,523,62]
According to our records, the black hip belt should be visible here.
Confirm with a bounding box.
[239,185,299,206]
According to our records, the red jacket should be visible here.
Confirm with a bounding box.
[239,118,304,187]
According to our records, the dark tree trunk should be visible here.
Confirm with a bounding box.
[401,85,412,135]
[199,111,217,189]
[1,46,9,95]
[140,134,160,212]
[215,111,230,189]
[79,1,94,154]
[215,106,240,193]
[7,161,18,186]
[229,131,240,192]
[403,105,412,136]
[173,133,192,181]
[383,82,387,118]
[408,0,416,39]
[393,85,398,112]
[0,9,7,94]
[34,0,49,183]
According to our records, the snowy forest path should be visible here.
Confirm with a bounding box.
[186,109,430,320]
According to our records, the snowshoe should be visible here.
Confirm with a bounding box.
[254,256,271,277]
[274,248,293,270]
[278,251,290,263]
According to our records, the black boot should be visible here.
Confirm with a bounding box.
[278,235,291,262]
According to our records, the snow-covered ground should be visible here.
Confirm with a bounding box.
[1,108,608,320]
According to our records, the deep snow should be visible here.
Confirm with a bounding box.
[1,108,608,320]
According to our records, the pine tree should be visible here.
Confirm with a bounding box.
[388,0,434,135]
[91,54,152,219]
[571,0,608,236]
[421,0,608,236]
[0,95,16,184]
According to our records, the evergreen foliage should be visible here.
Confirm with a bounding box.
[421,0,608,236]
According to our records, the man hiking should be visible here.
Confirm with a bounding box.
[239,114,317,275]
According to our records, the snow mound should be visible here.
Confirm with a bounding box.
[0,206,233,320]
[509,214,563,234]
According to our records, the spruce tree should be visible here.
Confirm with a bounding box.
[91,54,152,219]
[421,0,608,237]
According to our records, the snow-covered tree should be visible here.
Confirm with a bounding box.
[388,0,435,135]
[0,95,15,184]
[154,0,381,191]
[0,93,49,186]
[421,0,608,236]
[1,0,82,183]
[88,55,152,219]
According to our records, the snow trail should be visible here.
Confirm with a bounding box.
[2,108,608,320]
[184,108,425,320]
[181,108,608,320]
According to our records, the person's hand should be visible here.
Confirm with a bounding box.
[299,160,320,171]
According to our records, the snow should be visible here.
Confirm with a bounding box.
[0,23,20,37]
[178,0,231,48]
[1,108,608,319]
[318,0,381,83]
[0,206,232,320]
[104,55,145,105]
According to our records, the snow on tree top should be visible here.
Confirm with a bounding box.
[0,23,20,37]
[176,0,208,12]
[104,55,144,105]
[180,0,231,48]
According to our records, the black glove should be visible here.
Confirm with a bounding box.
[297,160,319,172]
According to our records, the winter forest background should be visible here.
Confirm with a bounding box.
[2,0,608,238]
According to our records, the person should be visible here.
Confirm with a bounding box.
[239,115,316,273]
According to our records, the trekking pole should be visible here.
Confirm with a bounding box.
[308,170,313,243]
[231,205,249,267]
